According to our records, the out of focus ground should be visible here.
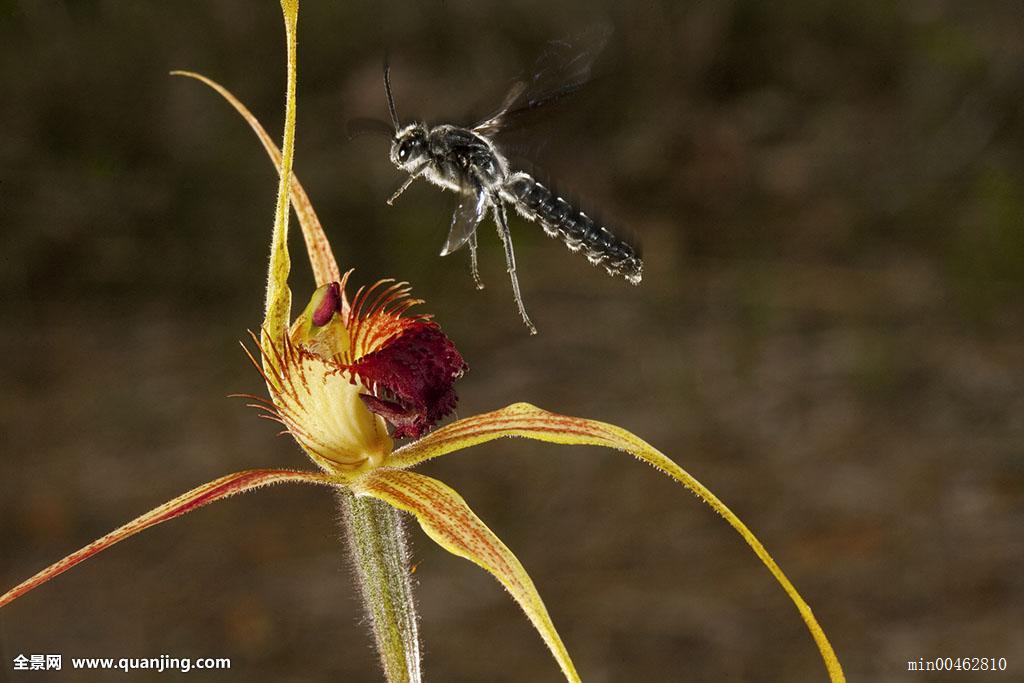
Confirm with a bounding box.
[1,2,1022,681]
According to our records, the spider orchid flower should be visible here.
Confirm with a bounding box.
[1,3,845,682]
[249,274,467,471]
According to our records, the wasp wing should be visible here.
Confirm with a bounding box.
[440,189,488,256]
[472,81,527,138]
[473,24,612,137]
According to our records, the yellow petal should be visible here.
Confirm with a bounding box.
[352,468,581,683]
[168,71,342,292]
[388,402,846,683]
[1,469,335,609]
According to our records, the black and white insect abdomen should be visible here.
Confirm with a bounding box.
[502,172,642,284]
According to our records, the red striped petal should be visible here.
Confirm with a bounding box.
[1,469,335,608]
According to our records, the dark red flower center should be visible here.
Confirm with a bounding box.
[347,321,467,439]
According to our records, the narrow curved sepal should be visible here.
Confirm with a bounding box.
[262,0,301,344]
[0,469,335,609]
[169,70,342,292]
[387,402,846,683]
[351,468,582,683]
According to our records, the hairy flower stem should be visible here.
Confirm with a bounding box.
[338,491,422,683]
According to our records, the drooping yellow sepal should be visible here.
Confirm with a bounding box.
[387,402,846,683]
[351,467,581,683]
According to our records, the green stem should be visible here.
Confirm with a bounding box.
[337,490,422,683]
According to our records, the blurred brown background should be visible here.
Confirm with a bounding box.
[2,1,1022,681]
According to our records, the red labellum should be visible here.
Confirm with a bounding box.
[349,321,467,438]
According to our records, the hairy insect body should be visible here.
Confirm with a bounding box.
[394,121,642,284]
[429,125,507,190]
[392,124,502,191]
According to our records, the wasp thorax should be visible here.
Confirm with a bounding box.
[390,124,429,171]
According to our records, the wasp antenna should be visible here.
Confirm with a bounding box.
[346,117,395,141]
[383,52,401,131]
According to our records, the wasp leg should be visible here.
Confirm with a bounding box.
[468,230,484,290]
[491,198,537,334]
[387,173,419,206]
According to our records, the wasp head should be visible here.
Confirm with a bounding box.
[390,124,429,172]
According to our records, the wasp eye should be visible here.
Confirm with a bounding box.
[397,140,413,162]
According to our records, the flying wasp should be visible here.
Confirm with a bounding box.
[373,28,642,334]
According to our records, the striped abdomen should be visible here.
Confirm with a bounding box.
[501,172,642,284]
